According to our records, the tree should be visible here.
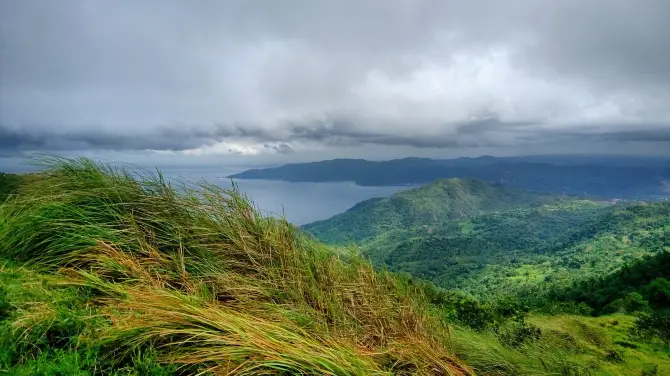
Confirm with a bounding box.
[647,278,670,307]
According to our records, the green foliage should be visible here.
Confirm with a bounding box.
[306,177,670,303]
[0,172,23,201]
[548,251,670,315]
[495,321,542,348]
[647,278,670,306]
[631,313,670,346]
[640,364,659,376]
[303,178,557,244]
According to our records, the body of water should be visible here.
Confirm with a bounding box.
[161,167,409,225]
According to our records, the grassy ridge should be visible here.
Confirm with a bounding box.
[0,158,471,375]
[1,158,668,375]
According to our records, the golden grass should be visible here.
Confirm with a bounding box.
[1,158,474,375]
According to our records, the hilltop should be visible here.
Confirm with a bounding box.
[228,156,670,199]
[1,159,668,375]
[303,178,560,244]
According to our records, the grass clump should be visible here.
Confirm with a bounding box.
[0,157,472,375]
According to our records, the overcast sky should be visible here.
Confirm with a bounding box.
[1,0,670,166]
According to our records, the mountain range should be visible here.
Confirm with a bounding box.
[229,155,670,199]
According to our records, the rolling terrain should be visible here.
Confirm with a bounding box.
[304,179,670,297]
[1,160,669,375]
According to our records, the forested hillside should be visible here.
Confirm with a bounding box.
[304,179,670,298]
[303,178,566,244]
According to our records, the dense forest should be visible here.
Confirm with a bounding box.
[1,161,669,375]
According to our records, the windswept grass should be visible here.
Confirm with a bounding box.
[0,157,472,375]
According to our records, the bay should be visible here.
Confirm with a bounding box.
[161,167,409,225]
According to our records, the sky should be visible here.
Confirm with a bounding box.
[1,0,670,168]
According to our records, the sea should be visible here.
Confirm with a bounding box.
[161,167,409,225]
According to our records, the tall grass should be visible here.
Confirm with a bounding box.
[0,157,472,375]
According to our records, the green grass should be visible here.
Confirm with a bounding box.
[0,157,471,375]
[1,158,668,375]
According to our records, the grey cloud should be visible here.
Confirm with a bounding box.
[1,0,670,158]
[7,117,665,157]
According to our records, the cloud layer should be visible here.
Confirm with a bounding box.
[1,0,670,157]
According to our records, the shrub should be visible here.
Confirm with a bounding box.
[495,322,542,348]
[603,349,624,363]
[647,278,670,307]
[640,364,659,376]
[630,312,670,346]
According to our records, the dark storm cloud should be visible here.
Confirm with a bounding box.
[1,0,670,157]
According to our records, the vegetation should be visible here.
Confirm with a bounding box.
[0,172,23,200]
[303,178,559,244]
[304,179,670,299]
[541,250,670,315]
[1,158,668,375]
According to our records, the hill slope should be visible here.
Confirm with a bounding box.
[304,178,670,297]
[381,201,670,296]
[229,156,670,198]
[303,178,559,244]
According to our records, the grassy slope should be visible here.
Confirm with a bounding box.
[0,158,476,375]
[1,159,668,375]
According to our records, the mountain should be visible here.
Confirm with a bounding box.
[229,156,670,198]
[304,178,670,298]
[303,177,560,244]
[2,159,669,374]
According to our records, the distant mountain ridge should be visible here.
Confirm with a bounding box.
[228,155,670,198]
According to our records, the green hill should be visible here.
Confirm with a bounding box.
[1,159,668,375]
[304,179,670,298]
[303,178,560,244]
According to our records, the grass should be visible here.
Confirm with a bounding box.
[0,157,471,375]
[0,157,667,375]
